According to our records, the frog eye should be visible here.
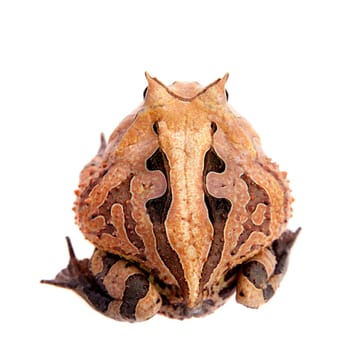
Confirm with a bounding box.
[225,89,229,101]
[143,87,148,99]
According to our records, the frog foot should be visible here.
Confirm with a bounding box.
[41,236,91,290]
[236,228,301,308]
[41,237,162,322]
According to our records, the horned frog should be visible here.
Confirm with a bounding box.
[42,73,300,322]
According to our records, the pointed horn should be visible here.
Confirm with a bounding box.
[222,72,229,84]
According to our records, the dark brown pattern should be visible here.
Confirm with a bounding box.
[41,237,114,313]
[146,148,189,298]
[231,173,271,256]
[272,228,300,274]
[96,177,145,252]
[120,274,150,321]
[200,147,231,290]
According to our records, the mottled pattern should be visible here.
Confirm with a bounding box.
[95,177,145,255]
[42,73,299,321]
[230,173,271,257]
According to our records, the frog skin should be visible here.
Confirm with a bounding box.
[42,73,300,322]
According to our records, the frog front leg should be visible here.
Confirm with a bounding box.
[236,228,300,308]
[41,237,162,322]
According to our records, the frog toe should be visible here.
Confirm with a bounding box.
[236,228,300,308]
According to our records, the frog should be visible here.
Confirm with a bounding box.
[42,73,300,322]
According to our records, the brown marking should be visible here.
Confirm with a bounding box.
[64,74,298,320]
[242,261,268,289]
[218,265,240,299]
[257,160,293,228]
[263,284,274,301]
[251,203,267,226]
[135,283,162,321]
[41,237,114,314]
[74,135,109,212]
[231,173,270,256]
[102,260,140,300]
[145,148,189,298]
[272,228,300,274]
[200,147,231,290]
[96,176,145,253]
[89,250,122,291]
[120,274,150,321]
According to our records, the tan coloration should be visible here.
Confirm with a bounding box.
[236,248,277,308]
[135,284,162,321]
[149,75,231,306]
[75,74,233,307]
[89,249,105,276]
[156,107,213,306]
[251,249,277,278]
[236,279,265,309]
[104,288,160,322]
[103,260,137,299]
[88,248,161,322]
[144,72,228,102]
[203,120,292,290]
[74,110,180,287]
[268,273,284,294]
[110,204,138,251]
[48,72,300,322]
[251,203,267,226]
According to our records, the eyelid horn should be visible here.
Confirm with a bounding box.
[144,72,230,103]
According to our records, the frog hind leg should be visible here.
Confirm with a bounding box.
[236,228,301,308]
[41,237,162,322]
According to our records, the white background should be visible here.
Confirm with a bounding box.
[1,1,349,349]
